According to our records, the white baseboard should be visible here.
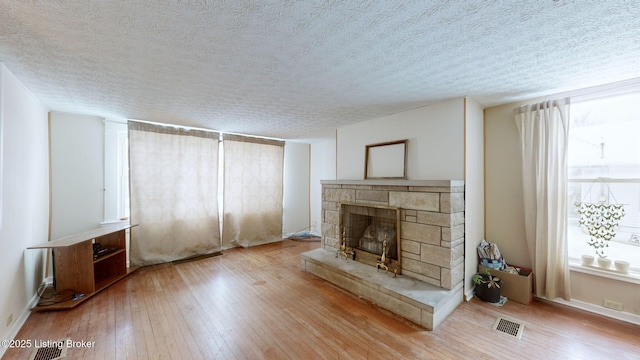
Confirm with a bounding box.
[463,287,639,326]
[548,297,640,326]
[0,289,40,359]
[464,287,475,302]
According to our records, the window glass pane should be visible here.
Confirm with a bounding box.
[568,93,640,269]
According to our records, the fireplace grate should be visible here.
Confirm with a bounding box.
[492,317,524,339]
[29,340,67,360]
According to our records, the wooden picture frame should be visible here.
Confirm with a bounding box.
[364,140,407,179]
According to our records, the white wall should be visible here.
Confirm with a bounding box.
[310,138,336,235]
[283,141,310,236]
[0,64,49,354]
[49,112,105,239]
[336,98,465,180]
[485,98,640,319]
[463,98,485,300]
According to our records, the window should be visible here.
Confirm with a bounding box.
[104,120,129,223]
[567,92,640,273]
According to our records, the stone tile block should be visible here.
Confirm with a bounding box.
[402,257,441,279]
[402,221,440,245]
[322,201,340,212]
[442,224,465,242]
[324,188,355,203]
[323,236,339,249]
[389,192,439,212]
[322,222,338,239]
[403,209,417,223]
[441,263,464,290]
[417,211,452,227]
[356,189,389,203]
[354,200,388,207]
[420,244,453,268]
[452,212,465,226]
[401,250,420,261]
[452,243,464,262]
[450,236,464,248]
[402,269,441,287]
[401,239,421,254]
[440,192,465,213]
[322,184,342,189]
[404,209,417,217]
[324,209,339,226]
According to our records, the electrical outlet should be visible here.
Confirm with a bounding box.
[6,313,13,327]
[604,299,624,311]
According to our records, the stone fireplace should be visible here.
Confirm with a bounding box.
[301,179,465,330]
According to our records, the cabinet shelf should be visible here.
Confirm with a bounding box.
[28,223,138,311]
[93,248,126,263]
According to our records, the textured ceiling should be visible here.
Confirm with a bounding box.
[1,1,639,140]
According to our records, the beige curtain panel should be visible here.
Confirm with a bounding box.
[221,134,284,249]
[128,121,221,266]
[514,98,571,300]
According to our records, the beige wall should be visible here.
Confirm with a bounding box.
[336,98,465,180]
[484,98,542,268]
[485,98,640,320]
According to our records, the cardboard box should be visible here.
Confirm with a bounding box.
[479,265,533,305]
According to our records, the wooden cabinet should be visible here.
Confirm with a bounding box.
[28,223,138,310]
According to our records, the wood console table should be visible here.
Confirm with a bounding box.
[28,223,138,310]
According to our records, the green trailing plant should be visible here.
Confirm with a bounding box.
[575,202,625,258]
[473,269,502,288]
[472,273,484,285]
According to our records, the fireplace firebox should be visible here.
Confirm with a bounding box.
[339,203,401,274]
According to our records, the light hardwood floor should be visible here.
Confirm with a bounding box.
[4,239,639,359]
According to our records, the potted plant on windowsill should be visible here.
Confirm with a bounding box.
[473,269,503,303]
[575,200,625,269]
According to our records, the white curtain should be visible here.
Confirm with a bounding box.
[128,121,220,265]
[222,135,284,248]
[514,98,571,300]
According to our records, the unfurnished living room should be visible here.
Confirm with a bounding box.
[1,1,639,359]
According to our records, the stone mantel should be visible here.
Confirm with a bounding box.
[321,179,465,187]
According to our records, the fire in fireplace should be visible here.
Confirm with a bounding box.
[339,203,401,274]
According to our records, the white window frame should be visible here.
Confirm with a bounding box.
[104,119,129,224]
[566,91,640,279]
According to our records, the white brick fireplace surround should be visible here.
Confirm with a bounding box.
[301,179,465,330]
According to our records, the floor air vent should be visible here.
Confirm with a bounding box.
[28,340,67,360]
[492,317,524,339]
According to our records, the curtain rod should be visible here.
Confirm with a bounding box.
[547,77,640,103]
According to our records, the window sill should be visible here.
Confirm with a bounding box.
[569,260,640,285]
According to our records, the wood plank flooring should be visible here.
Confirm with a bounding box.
[4,239,639,359]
